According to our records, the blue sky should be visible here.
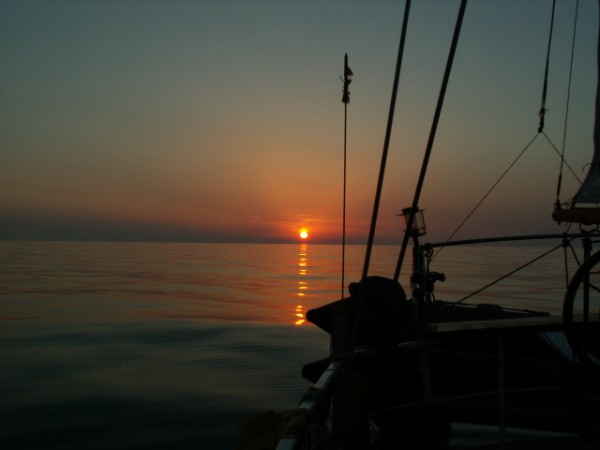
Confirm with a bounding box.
[1,0,597,243]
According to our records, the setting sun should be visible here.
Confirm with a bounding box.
[299,228,309,240]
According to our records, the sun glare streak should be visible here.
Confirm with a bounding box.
[295,243,308,326]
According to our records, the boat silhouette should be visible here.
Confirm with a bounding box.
[237,2,600,449]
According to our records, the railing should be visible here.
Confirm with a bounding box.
[274,360,342,450]
[274,232,600,449]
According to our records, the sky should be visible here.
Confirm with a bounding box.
[1,0,598,244]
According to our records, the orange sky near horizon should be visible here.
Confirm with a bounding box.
[1,1,598,244]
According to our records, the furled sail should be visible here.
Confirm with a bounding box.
[553,15,600,224]
[572,24,600,205]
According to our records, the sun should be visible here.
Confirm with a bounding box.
[299,228,309,240]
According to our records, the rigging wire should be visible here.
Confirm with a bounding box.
[556,0,580,205]
[433,133,540,260]
[352,0,411,349]
[434,1,581,260]
[538,0,556,134]
[394,0,468,282]
[542,131,583,185]
[433,131,583,263]
[455,242,565,304]
[362,0,412,280]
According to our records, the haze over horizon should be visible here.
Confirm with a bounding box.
[1,1,598,245]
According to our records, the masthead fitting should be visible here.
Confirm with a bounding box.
[342,53,353,104]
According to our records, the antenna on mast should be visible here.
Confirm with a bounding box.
[341,53,353,299]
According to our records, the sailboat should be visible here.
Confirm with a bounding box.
[237,2,600,449]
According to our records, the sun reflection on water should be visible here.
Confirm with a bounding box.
[295,243,308,325]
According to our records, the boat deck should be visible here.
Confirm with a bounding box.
[423,314,596,335]
[425,315,564,333]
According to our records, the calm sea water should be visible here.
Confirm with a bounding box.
[0,240,580,448]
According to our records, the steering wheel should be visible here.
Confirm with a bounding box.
[563,250,600,366]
